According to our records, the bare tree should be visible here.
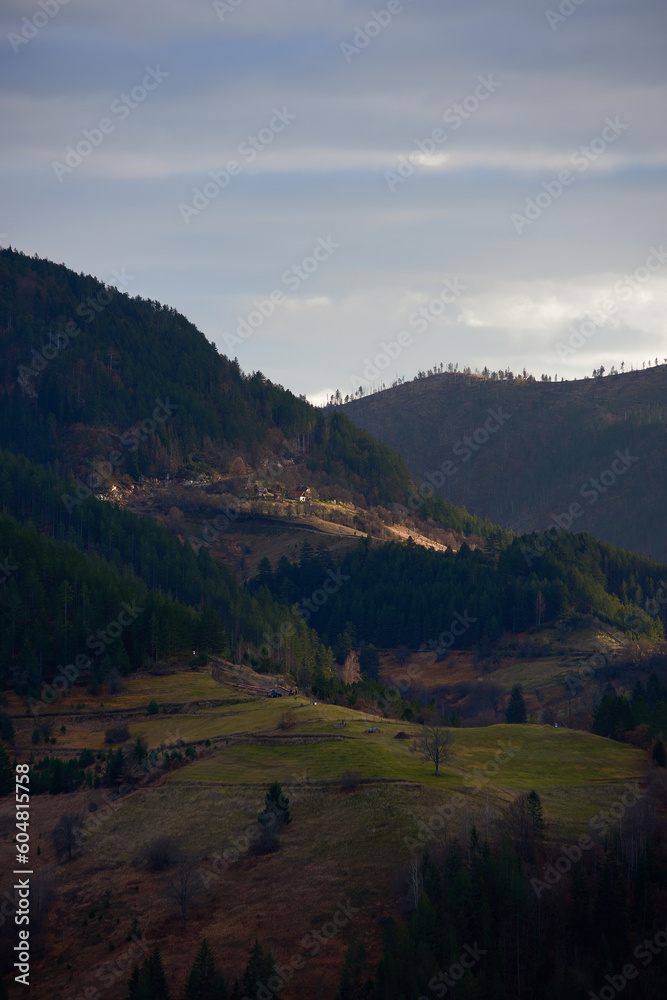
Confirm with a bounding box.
[52,813,83,863]
[408,855,424,909]
[161,860,203,929]
[411,721,452,776]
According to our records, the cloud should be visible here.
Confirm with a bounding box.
[1,0,666,396]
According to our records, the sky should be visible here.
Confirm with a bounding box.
[1,0,666,404]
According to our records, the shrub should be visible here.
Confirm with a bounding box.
[138,835,184,873]
[147,699,159,715]
[249,827,280,856]
[278,710,296,730]
[105,725,130,744]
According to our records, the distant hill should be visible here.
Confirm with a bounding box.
[341,369,667,560]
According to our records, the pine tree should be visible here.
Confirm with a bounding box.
[147,946,171,1000]
[258,781,291,829]
[241,941,279,998]
[184,939,225,1000]
[505,685,527,724]
[527,790,545,837]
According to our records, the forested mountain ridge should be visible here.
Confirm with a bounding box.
[0,449,335,693]
[341,367,667,560]
[0,248,410,507]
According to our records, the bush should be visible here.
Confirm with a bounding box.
[278,710,296,730]
[105,725,130,744]
[137,835,184,873]
[146,699,159,715]
[249,827,280,856]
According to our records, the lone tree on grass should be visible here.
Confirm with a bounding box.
[52,813,83,863]
[506,685,527,724]
[253,781,291,855]
[411,721,452,776]
[161,860,203,930]
[527,789,545,838]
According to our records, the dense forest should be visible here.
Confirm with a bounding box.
[0,248,411,508]
[108,796,667,1000]
[0,449,335,694]
[249,532,667,657]
[360,813,667,1000]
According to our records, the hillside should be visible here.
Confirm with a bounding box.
[0,660,660,1000]
[0,248,410,509]
[1,249,666,1000]
[341,368,667,561]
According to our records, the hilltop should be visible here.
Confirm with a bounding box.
[341,367,667,561]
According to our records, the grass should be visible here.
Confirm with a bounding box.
[167,722,645,832]
[9,663,648,843]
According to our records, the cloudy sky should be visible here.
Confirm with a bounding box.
[1,0,666,402]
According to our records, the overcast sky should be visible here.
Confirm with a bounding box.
[2,0,666,402]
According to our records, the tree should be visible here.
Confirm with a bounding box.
[240,941,279,999]
[506,685,527,724]
[358,644,380,679]
[336,941,367,1000]
[184,938,226,1000]
[258,781,291,829]
[411,721,452,776]
[652,738,666,768]
[527,789,545,838]
[52,812,83,862]
[161,860,203,929]
[127,945,171,1000]
[407,854,424,909]
[505,792,534,859]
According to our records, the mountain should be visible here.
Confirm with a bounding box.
[0,247,410,508]
[340,368,667,561]
[1,250,667,1000]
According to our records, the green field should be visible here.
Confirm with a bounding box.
[12,667,647,840]
[168,721,645,831]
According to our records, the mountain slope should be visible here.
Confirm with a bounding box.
[0,248,410,507]
[341,369,667,560]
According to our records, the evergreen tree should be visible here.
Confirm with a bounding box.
[258,781,291,829]
[241,941,279,999]
[126,946,171,1000]
[184,939,225,1000]
[505,685,527,724]
[527,789,545,837]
